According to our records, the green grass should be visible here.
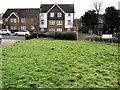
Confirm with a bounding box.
[1,39,119,88]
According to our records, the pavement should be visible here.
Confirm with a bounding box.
[0,35,25,48]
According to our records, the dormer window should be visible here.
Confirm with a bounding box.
[57,12,62,17]
[50,12,54,17]
[10,18,17,23]
[21,18,26,22]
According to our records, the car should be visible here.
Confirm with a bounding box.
[14,30,30,36]
[0,35,2,44]
[0,29,11,35]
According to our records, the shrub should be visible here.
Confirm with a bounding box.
[52,32,77,40]
[25,33,41,40]
[79,26,89,33]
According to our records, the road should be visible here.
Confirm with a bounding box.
[0,35,25,48]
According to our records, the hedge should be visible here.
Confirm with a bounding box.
[52,32,77,40]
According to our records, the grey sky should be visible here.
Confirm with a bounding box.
[0,0,119,18]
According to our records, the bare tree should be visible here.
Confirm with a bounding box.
[93,0,103,15]
[33,16,40,39]
[93,0,103,35]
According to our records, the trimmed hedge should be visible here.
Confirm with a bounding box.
[52,32,77,40]
[25,33,41,40]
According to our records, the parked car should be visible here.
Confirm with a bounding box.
[14,30,30,36]
[0,29,11,35]
[0,35,2,44]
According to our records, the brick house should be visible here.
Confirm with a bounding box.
[39,4,74,32]
[2,8,40,32]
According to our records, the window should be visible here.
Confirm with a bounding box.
[41,13,44,17]
[14,26,17,30]
[67,20,71,25]
[41,28,44,31]
[68,13,71,16]
[49,28,55,31]
[10,26,13,30]
[57,28,62,32]
[57,12,62,17]
[5,19,8,22]
[57,20,62,25]
[67,28,71,31]
[10,18,14,23]
[41,20,44,25]
[21,26,26,30]
[49,20,55,25]
[50,12,54,17]
[5,26,8,29]
[31,26,35,30]
[21,18,26,22]
[10,18,17,23]
[13,18,17,23]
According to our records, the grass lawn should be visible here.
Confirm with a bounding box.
[1,39,119,88]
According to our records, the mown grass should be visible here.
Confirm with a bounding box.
[1,39,119,88]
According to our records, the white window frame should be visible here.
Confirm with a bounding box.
[5,19,8,22]
[21,18,26,22]
[5,26,8,29]
[14,26,17,30]
[49,28,55,32]
[50,12,54,17]
[57,20,62,25]
[14,18,17,23]
[21,26,26,30]
[67,28,71,31]
[49,20,55,25]
[10,18,14,23]
[57,12,62,17]
[10,26,13,30]
[67,20,71,25]
[41,28,44,31]
[41,20,44,25]
[57,28,62,32]
[31,26,35,30]
[10,18,17,23]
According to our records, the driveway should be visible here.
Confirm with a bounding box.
[0,35,25,48]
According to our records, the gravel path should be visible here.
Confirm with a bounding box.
[0,39,21,48]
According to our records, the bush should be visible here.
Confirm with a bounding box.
[25,33,41,40]
[52,32,77,40]
[79,26,89,33]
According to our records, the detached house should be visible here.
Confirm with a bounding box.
[39,4,74,32]
[2,8,40,32]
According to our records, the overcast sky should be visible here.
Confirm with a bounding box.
[0,0,120,18]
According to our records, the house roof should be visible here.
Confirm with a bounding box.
[40,4,74,13]
[2,8,40,18]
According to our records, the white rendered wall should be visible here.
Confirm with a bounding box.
[39,13,47,28]
[118,1,120,10]
[65,13,74,28]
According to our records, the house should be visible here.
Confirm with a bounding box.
[39,4,74,32]
[0,13,3,29]
[2,8,40,32]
